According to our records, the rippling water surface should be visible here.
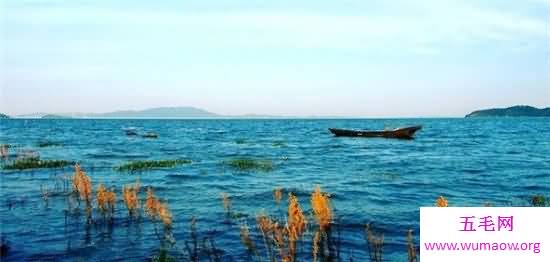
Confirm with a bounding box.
[1,118,549,261]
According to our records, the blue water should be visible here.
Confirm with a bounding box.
[1,118,549,261]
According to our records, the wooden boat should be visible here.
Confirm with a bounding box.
[143,132,159,138]
[329,125,422,139]
[124,128,138,136]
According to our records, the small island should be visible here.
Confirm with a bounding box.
[466,105,550,118]
[0,113,10,119]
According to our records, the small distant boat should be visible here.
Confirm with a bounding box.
[124,128,138,136]
[143,132,159,138]
[329,125,422,139]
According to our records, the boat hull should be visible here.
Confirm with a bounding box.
[329,126,422,139]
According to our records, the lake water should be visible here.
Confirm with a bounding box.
[1,118,549,261]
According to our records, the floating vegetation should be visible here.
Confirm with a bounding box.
[3,157,71,170]
[114,159,192,172]
[225,158,273,172]
[435,196,448,207]
[531,195,546,207]
[37,141,63,147]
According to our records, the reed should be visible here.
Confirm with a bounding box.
[310,186,334,260]
[311,186,332,231]
[364,224,384,262]
[106,187,116,219]
[257,214,276,261]
[97,184,108,216]
[240,225,259,258]
[407,230,417,262]
[115,159,192,172]
[287,193,307,260]
[123,179,141,217]
[220,193,231,217]
[273,187,283,205]
[435,196,448,207]
[73,164,93,223]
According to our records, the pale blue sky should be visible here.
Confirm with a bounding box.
[1,0,549,117]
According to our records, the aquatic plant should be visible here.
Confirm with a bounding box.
[273,187,283,205]
[97,184,108,213]
[531,195,546,207]
[287,193,307,259]
[240,225,259,258]
[3,157,71,170]
[226,158,273,172]
[37,141,62,147]
[220,193,231,217]
[96,183,117,222]
[256,213,277,261]
[123,179,141,217]
[115,159,192,172]
[73,164,93,223]
[435,196,448,207]
[311,186,335,261]
[311,186,332,231]
[152,248,176,262]
[364,224,384,262]
[407,230,417,262]
[73,164,92,201]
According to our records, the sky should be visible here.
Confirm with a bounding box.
[1,0,549,117]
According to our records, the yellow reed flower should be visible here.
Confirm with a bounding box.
[158,202,172,227]
[311,186,332,230]
[96,184,107,213]
[73,164,92,202]
[287,193,307,241]
[123,180,140,215]
[273,187,283,204]
[436,196,448,207]
[257,214,275,234]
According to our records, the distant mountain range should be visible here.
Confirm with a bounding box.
[466,105,550,117]
[6,107,275,119]
[4,105,549,119]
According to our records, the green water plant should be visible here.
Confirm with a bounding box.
[3,157,71,170]
[531,195,546,207]
[225,158,273,172]
[114,159,192,172]
[37,141,63,147]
